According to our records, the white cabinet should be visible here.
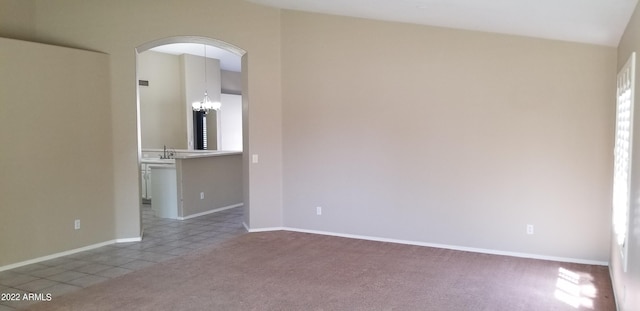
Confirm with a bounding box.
[150,164,178,219]
[140,163,154,201]
[141,165,148,200]
[141,158,175,202]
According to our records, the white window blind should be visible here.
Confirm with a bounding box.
[203,115,208,150]
[613,52,635,272]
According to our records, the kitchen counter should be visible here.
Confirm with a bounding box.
[141,150,243,220]
[141,149,241,160]
[173,151,241,159]
[141,158,175,164]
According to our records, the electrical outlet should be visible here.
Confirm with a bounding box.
[316,206,322,216]
[526,224,534,235]
[200,192,205,200]
[74,219,81,230]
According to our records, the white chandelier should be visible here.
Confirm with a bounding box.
[192,44,221,114]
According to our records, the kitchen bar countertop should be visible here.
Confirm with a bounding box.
[141,149,242,162]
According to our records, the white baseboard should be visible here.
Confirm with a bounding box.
[246,226,609,266]
[0,235,146,272]
[116,237,142,243]
[247,226,285,233]
[178,203,243,220]
[0,240,116,272]
[2,223,606,273]
[0,204,242,273]
[609,267,622,310]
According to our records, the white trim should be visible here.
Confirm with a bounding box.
[246,227,609,266]
[613,51,636,273]
[136,36,246,57]
[0,240,116,272]
[116,237,142,243]
[610,266,622,310]
[0,235,149,272]
[1,226,608,273]
[177,203,243,220]
[247,226,286,233]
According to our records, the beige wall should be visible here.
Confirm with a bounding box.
[0,38,114,266]
[612,2,640,310]
[0,0,36,41]
[26,0,284,239]
[281,11,616,262]
[138,51,186,149]
[177,154,243,217]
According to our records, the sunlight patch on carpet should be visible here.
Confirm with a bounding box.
[554,267,596,309]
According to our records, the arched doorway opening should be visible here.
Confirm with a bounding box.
[135,36,249,236]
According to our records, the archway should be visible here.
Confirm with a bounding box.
[135,36,249,235]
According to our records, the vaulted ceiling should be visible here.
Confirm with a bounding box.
[248,0,638,46]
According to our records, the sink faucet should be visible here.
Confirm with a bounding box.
[160,145,175,159]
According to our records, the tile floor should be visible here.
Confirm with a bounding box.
[0,204,245,310]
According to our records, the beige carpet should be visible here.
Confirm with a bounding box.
[26,231,615,311]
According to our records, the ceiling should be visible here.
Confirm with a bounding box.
[247,0,638,47]
[150,43,241,72]
[149,0,637,69]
